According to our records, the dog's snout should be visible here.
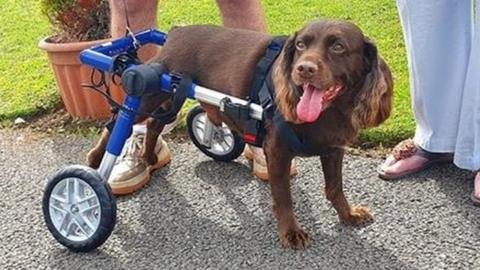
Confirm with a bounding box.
[296,61,318,78]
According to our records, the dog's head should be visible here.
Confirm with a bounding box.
[273,20,393,128]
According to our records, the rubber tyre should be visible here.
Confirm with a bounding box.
[43,165,116,252]
[187,105,245,162]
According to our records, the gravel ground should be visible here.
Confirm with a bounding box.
[1,129,479,270]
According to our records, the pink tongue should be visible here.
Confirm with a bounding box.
[296,85,326,123]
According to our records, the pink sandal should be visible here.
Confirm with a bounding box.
[378,139,453,180]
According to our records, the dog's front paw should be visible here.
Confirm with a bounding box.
[279,225,311,250]
[341,206,374,226]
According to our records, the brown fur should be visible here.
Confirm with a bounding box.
[87,20,394,249]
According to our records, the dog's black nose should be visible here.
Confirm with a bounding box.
[296,61,317,78]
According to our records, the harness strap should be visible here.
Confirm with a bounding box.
[250,36,288,104]
[151,74,192,125]
[271,111,309,153]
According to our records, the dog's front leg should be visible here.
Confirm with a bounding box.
[140,117,166,165]
[320,147,373,225]
[264,134,310,249]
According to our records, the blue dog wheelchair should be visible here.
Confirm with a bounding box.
[41,29,275,252]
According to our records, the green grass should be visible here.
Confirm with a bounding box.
[0,0,59,120]
[0,0,413,146]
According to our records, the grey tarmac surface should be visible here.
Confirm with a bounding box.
[1,129,479,270]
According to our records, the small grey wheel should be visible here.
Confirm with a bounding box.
[43,165,116,252]
[187,105,245,162]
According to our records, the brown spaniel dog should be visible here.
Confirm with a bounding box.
[87,20,393,249]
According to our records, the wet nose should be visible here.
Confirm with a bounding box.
[296,61,318,78]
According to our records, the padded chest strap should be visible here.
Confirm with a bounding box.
[249,36,288,105]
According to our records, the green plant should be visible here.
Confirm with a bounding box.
[40,0,110,42]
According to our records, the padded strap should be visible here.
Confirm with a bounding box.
[250,36,288,104]
[272,112,308,153]
[151,74,192,124]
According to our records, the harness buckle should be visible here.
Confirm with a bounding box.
[170,72,183,93]
[243,119,264,147]
[219,97,251,121]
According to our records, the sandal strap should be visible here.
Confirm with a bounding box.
[391,139,453,162]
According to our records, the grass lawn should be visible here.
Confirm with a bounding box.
[0,0,413,146]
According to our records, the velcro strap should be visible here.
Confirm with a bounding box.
[151,74,192,124]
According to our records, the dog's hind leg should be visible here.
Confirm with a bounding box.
[87,128,110,169]
[321,147,373,226]
[199,103,223,126]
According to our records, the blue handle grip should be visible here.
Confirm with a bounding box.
[80,29,167,72]
[80,28,196,97]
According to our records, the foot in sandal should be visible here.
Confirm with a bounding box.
[471,172,480,206]
[378,139,453,180]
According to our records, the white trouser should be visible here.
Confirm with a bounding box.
[397,0,480,170]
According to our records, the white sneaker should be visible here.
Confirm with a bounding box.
[108,130,171,195]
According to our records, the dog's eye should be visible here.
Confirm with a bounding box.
[331,42,345,53]
[296,41,306,51]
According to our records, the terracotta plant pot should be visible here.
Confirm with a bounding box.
[39,37,125,120]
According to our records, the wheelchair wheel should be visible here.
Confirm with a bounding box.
[43,165,116,252]
[187,105,245,162]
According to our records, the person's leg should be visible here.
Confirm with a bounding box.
[216,0,296,180]
[109,0,159,60]
[216,0,267,32]
[472,173,480,205]
[380,0,472,179]
[455,0,480,203]
[107,0,173,195]
[400,0,472,151]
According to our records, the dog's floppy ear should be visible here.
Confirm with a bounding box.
[352,38,393,129]
[280,33,297,76]
[273,33,301,123]
[363,38,378,73]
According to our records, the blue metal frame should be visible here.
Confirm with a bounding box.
[80,28,260,179]
[105,96,141,155]
[80,29,194,165]
[80,29,167,72]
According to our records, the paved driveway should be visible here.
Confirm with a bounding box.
[1,129,479,269]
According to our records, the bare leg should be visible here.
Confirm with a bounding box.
[472,172,480,204]
[216,0,267,32]
[109,0,161,159]
[89,0,159,170]
[321,147,373,225]
[108,0,159,60]
[216,0,272,178]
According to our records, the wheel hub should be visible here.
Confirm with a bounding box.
[192,113,235,155]
[48,178,102,242]
[70,205,79,214]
